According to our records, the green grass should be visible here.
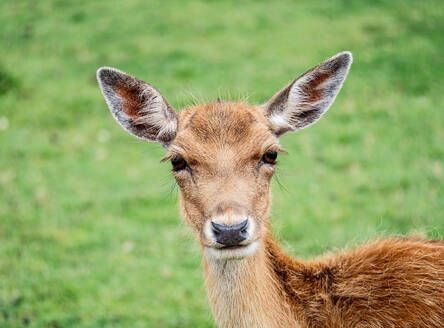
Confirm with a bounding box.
[1,0,443,326]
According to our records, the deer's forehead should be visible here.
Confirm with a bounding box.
[170,102,276,163]
[177,102,270,143]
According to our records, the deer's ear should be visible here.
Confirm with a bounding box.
[97,67,178,147]
[262,51,352,137]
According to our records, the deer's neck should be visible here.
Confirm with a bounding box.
[203,233,304,328]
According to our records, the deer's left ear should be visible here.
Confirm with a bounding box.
[97,67,178,147]
[261,51,352,137]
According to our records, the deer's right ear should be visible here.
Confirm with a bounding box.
[97,67,178,147]
[261,51,352,137]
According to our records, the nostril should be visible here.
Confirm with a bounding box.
[240,228,248,237]
[238,219,248,230]
[211,221,222,234]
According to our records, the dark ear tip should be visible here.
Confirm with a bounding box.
[96,67,124,86]
[97,66,113,79]
[332,51,353,68]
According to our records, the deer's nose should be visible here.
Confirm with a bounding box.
[211,219,248,247]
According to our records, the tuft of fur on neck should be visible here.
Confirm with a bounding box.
[202,232,300,328]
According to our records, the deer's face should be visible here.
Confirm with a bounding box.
[97,51,352,261]
[167,102,281,259]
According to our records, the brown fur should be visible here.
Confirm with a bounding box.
[264,234,444,327]
[302,70,331,104]
[113,83,144,118]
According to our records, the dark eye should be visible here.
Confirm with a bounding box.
[262,151,277,164]
[171,157,187,171]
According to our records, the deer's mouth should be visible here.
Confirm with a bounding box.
[205,240,259,260]
[220,245,245,250]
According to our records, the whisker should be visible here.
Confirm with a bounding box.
[273,166,288,193]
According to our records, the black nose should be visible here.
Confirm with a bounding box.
[211,219,248,247]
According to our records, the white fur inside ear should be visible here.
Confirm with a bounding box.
[97,67,178,146]
[134,85,178,142]
[268,113,292,133]
[264,51,352,136]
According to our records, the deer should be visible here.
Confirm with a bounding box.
[97,52,444,328]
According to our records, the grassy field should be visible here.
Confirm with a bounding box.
[1,0,443,327]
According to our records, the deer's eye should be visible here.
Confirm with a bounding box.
[262,151,277,164]
[171,157,187,171]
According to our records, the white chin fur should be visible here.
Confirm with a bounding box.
[204,241,259,261]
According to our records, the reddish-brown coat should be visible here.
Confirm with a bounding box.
[264,234,444,327]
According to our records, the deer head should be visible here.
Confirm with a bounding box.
[97,52,352,261]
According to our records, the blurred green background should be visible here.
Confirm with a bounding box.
[0,0,443,327]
